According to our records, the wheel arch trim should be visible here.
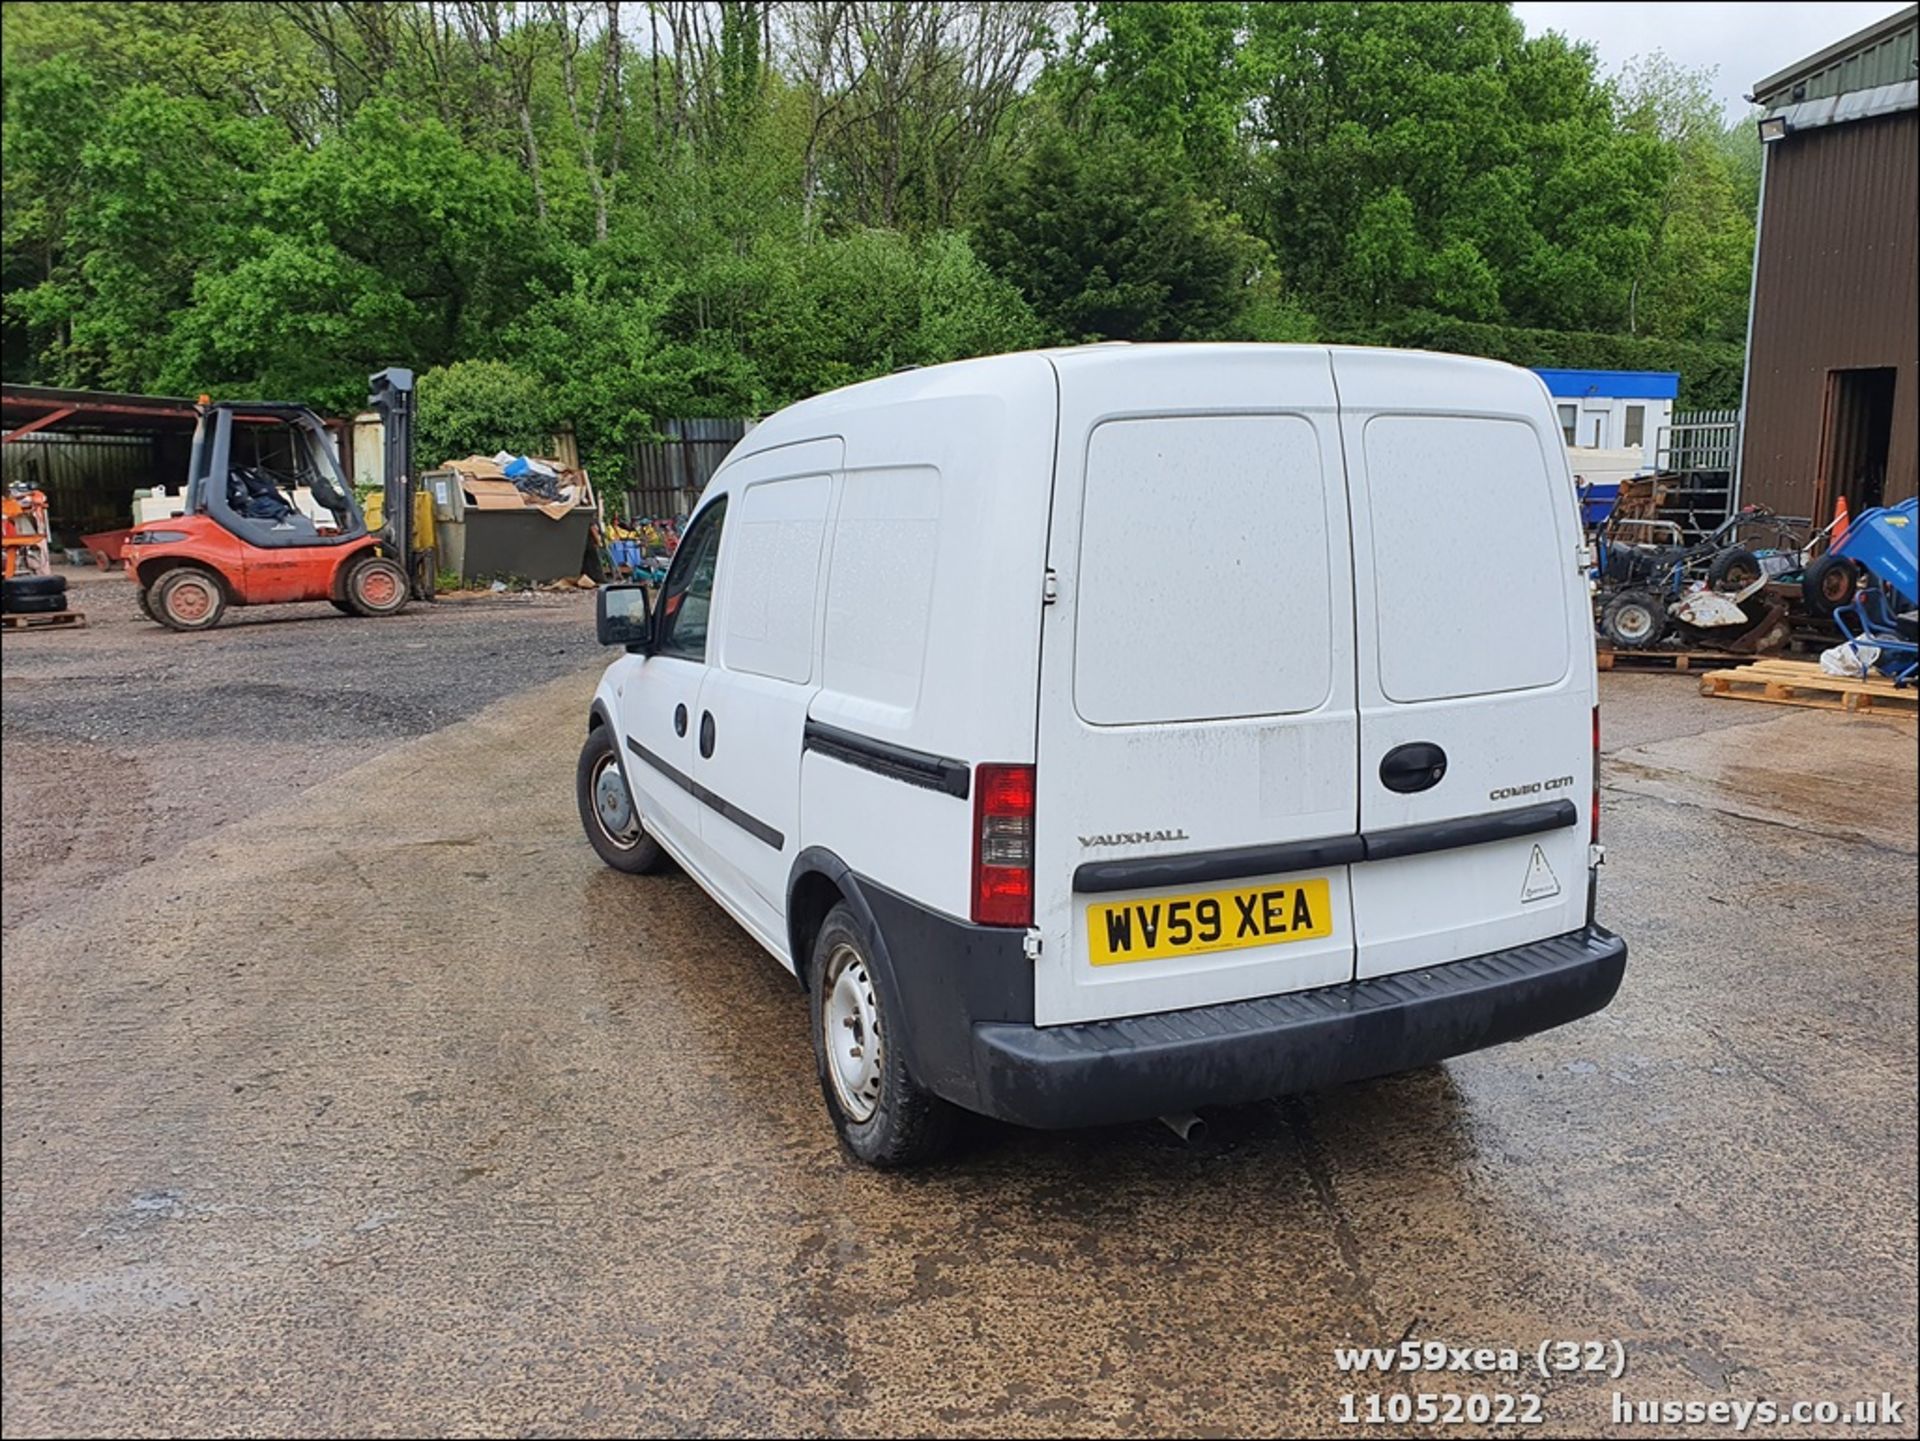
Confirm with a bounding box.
[786,847,925,1079]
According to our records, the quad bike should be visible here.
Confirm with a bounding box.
[122,369,431,632]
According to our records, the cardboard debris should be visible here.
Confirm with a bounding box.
[435,456,590,521]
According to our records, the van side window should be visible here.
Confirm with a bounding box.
[722,475,830,683]
[655,498,727,660]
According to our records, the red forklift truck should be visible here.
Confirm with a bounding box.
[124,368,432,631]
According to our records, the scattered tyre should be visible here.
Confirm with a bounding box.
[5,592,67,615]
[340,555,411,617]
[575,726,667,875]
[1706,546,1761,590]
[808,902,957,1168]
[1800,554,1858,618]
[150,567,227,632]
[1600,590,1669,649]
[2,574,66,607]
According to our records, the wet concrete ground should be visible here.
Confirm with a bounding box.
[2,651,1915,1437]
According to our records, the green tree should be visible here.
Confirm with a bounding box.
[416,359,558,466]
[974,128,1268,341]
[1615,52,1755,343]
[163,100,542,410]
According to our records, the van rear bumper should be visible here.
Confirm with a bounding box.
[966,927,1626,1130]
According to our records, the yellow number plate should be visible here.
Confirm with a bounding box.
[1086,877,1333,966]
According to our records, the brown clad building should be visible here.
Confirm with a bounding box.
[1738,4,1918,520]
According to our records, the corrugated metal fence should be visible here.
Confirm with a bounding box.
[623,419,748,520]
[1,434,162,539]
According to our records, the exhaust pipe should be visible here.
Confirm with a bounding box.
[1159,1111,1206,1143]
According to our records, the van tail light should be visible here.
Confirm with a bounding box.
[972,763,1034,927]
[1591,705,1601,844]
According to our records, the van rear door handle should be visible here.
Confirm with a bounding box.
[699,711,716,759]
[1380,742,1447,794]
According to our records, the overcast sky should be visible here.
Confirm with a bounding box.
[1510,1,1911,120]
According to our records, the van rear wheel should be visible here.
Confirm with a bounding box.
[809,903,957,1168]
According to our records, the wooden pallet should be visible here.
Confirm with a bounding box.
[1597,648,1745,672]
[1699,658,1916,715]
[0,610,87,632]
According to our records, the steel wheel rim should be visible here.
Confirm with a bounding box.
[823,944,884,1123]
[170,577,214,622]
[359,566,400,607]
[591,752,641,847]
[1616,605,1654,644]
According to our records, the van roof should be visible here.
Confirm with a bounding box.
[731,343,1544,464]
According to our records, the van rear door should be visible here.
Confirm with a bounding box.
[1032,348,1359,1026]
[1332,349,1593,979]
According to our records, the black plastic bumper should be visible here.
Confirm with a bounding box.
[967,927,1627,1130]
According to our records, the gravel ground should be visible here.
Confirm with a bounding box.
[1,662,1912,1437]
[1,569,604,933]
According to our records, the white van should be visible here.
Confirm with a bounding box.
[577,344,1626,1166]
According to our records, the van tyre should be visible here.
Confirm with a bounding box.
[576,727,666,874]
[150,567,227,631]
[1600,590,1668,649]
[809,903,957,1168]
[342,555,410,617]
[1800,554,1857,618]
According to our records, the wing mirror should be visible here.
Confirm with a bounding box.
[596,583,652,651]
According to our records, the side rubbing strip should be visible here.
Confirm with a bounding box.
[1361,799,1576,862]
[628,735,693,794]
[803,721,971,800]
[626,735,785,850]
[1070,802,1579,894]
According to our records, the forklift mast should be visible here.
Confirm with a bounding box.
[368,367,433,601]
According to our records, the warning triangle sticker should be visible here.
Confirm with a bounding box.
[1521,844,1562,903]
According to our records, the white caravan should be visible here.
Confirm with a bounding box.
[578,344,1625,1166]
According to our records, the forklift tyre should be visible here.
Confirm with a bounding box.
[1800,554,1858,618]
[329,598,356,615]
[150,568,227,632]
[342,555,410,618]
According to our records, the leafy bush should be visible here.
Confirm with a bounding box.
[416,360,556,467]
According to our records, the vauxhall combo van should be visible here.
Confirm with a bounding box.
[577,344,1627,1166]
